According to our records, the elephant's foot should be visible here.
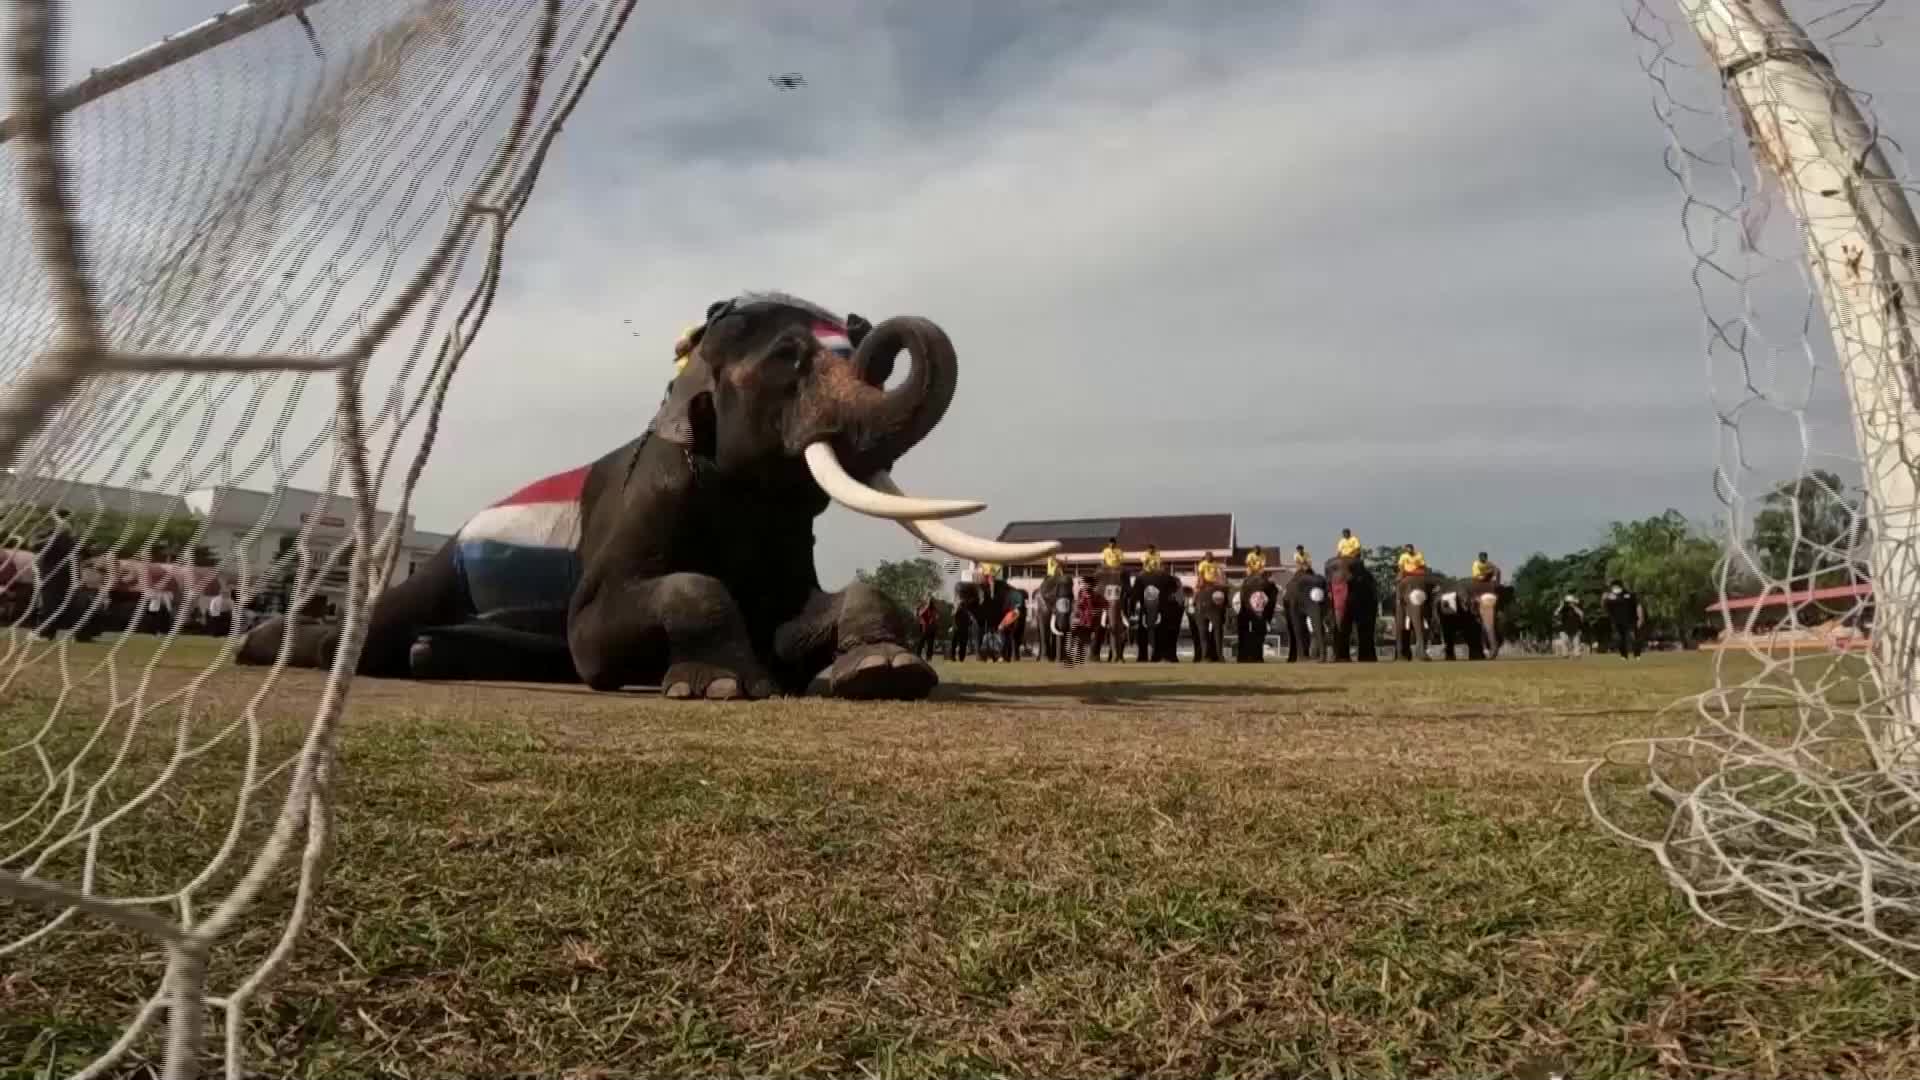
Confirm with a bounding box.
[408,636,448,679]
[829,643,937,701]
[237,615,338,671]
[662,659,776,701]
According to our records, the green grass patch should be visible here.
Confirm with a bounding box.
[3,646,1913,1078]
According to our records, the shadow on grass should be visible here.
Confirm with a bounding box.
[349,671,1353,709]
[932,678,1343,707]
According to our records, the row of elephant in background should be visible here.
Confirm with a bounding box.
[954,557,1515,663]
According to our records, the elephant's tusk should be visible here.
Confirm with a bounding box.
[867,470,1064,563]
[803,443,984,520]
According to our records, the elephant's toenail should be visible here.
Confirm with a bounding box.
[706,678,740,699]
[856,653,889,671]
[665,682,693,699]
[891,652,918,667]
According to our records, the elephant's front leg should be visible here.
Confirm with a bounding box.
[568,571,775,700]
[773,582,936,701]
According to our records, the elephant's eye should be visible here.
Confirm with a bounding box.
[769,335,811,382]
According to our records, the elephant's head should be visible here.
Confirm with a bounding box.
[1323,556,1369,623]
[1397,573,1434,624]
[657,292,1057,565]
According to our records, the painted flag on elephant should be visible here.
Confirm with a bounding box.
[453,466,589,617]
[812,322,852,356]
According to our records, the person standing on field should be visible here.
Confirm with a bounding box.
[1553,594,1585,657]
[1602,580,1644,659]
[915,594,939,661]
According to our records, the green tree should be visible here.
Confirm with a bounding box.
[1510,553,1564,640]
[1749,468,1866,588]
[1510,546,1616,642]
[857,557,951,631]
[1363,544,1402,590]
[1605,509,1722,642]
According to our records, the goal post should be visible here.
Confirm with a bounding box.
[1676,0,1920,764]
[1676,0,1920,769]
[1591,0,1920,982]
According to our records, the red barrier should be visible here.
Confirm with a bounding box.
[0,546,232,597]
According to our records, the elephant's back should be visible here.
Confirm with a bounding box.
[453,465,589,617]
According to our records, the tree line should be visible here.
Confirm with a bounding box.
[1512,468,1862,644]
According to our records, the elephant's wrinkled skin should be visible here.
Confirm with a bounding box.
[1394,571,1437,661]
[1436,579,1514,660]
[1095,566,1132,662]
[1235,571,1280,662]
[1434,581,1486,660]
[1471,579,1513,657]
[1323,556,1380,662]
[1037,571,1074,661]
[1130,569,1182,662]
[1282,569,1330,662]
[1189,579,1230,663]
[238,294,992,701]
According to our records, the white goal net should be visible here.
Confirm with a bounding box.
[0,1,636,1076]
[1589,0,1920,977]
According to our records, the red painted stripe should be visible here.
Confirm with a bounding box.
[1706,581,1872,613]
[492,465,589,508]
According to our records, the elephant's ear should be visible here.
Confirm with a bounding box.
[845,313,873,349]
[648,355,715,448]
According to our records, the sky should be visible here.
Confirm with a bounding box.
[39,0,1920,586]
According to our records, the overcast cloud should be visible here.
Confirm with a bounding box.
[50,0,1920,585]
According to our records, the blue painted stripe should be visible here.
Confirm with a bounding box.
[454,540,579,618]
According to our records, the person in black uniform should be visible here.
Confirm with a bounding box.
[33,509,81,639]
[1602,580,1644,659]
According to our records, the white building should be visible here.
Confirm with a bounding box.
[4,471,452,595]
[179,484,452,588]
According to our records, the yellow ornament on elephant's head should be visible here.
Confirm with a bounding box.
[1045,556,1061,578]
[672,324,699,374]
[978,561,1001,580]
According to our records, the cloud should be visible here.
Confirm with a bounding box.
[45,0,1920,586]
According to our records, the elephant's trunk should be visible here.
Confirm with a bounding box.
[799,315,1058,565]
[834,316,957,466]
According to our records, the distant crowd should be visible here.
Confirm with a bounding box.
[911,529,1659,664]
[1,508,339,642]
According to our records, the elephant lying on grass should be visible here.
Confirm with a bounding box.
[239,292,1058,700]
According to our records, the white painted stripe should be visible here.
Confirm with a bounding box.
[458,501,581,550]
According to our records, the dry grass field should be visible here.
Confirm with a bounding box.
[3,638,1915,1078]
